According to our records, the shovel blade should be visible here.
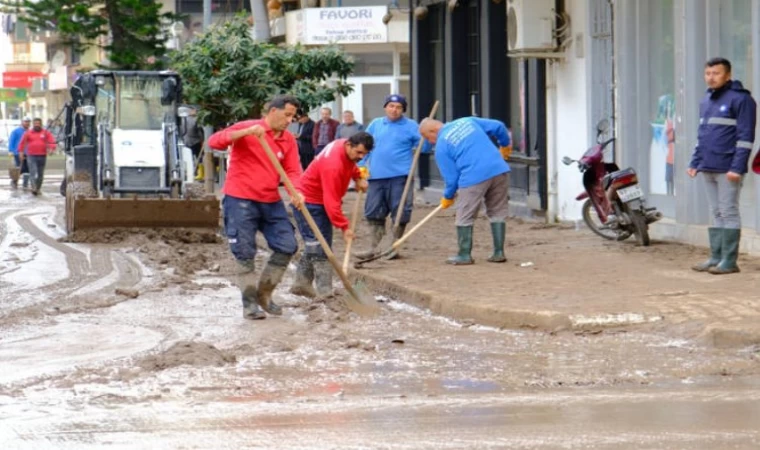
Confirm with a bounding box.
[343,279,380,317]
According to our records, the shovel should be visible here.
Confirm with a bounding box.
[343,190,363,273]
[355,205,443,269]
[256,136,379,317]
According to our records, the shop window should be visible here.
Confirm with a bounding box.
[398,79,411,111]
[645,0,675,197]
[719,0,753,92]
[352,52,394,76]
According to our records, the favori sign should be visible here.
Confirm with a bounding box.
[299,7,387,45]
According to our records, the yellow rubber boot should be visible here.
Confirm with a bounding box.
[195,163,204,181]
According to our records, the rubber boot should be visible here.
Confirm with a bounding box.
[241,293,266,320]
[22,173,29,190]
[313,257,334,299]
[447,226,474,265]
[692,227,722,272]
[487,221,507,263]
[709,228,741,275]
[195,162,204,181]
[355,220,385,259]
[384,223,406,260]
[256,252,291,315]
[289,254,316,298]
[236,260,265,320]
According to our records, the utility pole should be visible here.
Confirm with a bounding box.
[250,0,271,42]
[202,0,215,194]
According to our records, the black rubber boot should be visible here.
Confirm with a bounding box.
[22,173,29,190]
[487,221,507,263]
[709,228,741,275]
[312,257,334,299]
[241,293,266,320]
[692,227,722,272]
[256,252,291,315]
[289,254,316,298]
[236,260,264,320]
[355,219,385,259]
[384,223,406,260]
[447,226,474,265]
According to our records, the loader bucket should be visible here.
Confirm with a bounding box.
[66,196,220,232]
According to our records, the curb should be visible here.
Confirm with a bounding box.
[349,270,664,333]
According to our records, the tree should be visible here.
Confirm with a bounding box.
[171,15,354,129]
[2,0,179,70]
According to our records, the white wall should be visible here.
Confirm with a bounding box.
[548,0,592,222]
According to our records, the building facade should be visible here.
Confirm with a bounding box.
[410,0,760,255]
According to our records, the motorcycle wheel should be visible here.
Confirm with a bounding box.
[628,207,651,246]
[582,199,632,241]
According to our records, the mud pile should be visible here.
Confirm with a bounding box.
[137,341,236,372]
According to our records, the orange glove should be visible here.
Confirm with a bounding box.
[358,166,370,180]
[440,197,455,209]
[499,145,513,160]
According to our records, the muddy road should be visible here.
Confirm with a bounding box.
[1,179,760,449]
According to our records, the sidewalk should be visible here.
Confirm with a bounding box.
[335,192,760,348]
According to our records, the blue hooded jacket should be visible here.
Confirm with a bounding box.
[434,117,511,200]
[689,80,757,174]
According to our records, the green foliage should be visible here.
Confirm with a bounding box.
[171,15,354,129]
[3,0,179,70]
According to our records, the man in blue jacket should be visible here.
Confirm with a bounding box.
[356,94,423,259]
[419,117,512,265]
[688,57,756,275]
[7,117,30,189]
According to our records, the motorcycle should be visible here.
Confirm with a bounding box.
[562,119,662,246]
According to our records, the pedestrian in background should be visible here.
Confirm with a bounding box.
[688,57,756,275]
[18,118,56,196]
[290,132,373,299]
[7,117,30,190]
[356,94,423,260]
[336,110,364,139]
[293,109,316,170]
[208,95,304,320]
[311,107,339,155]
[419,116,512,265]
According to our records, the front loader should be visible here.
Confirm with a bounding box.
[62,70,219,233]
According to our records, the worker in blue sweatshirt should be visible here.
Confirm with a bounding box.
[688,57,757,275]
[356,94,424,260]
[419,117,512,265]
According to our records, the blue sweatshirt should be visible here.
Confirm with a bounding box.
[434,117,511,200]
[689,80,757,174]
[360,116,423,180]
[8,126,26,155]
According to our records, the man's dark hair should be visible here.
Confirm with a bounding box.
[32,117,42,123]
[347,131,374,152]
[269,95,301,111]
[706,57,732,73]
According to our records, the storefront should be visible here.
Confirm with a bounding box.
[615,0,760,244]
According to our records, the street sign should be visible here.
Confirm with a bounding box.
[0,88,28,103]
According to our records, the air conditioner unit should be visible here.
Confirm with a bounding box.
[507,0,555,54]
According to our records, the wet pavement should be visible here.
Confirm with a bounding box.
[1,178,760,449]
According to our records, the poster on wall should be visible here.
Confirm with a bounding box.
[649,93,675,196]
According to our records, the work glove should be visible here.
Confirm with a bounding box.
[440,197,455,210]
[499,145,513,160]
[358,166,370,180]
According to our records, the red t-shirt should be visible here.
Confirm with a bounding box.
[209,119,302,203]
[297,139,361,231]
[19,129,56,156]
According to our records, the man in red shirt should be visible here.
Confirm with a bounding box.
[209,95,304,320]
[290,132,373,299]
[18,118,56,196]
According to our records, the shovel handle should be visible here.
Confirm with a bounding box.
[355,205,443,267]
[343,190,363,273]
[392,100,440,234]
[255,136,364,303]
